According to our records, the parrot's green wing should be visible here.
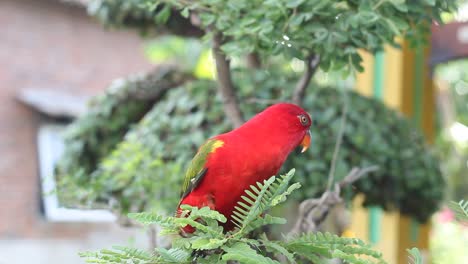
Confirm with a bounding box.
[180,138,224,200]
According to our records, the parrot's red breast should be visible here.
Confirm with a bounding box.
[177,103,312,234]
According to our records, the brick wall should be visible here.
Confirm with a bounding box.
[0,0,153,239]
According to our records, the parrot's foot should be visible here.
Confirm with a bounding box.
[179,224,196,237]
[190,249,221,262]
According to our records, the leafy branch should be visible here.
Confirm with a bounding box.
[81,169,388,264]
[212,32,244,128]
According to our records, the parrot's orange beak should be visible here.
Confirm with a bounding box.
[300,130,311,153]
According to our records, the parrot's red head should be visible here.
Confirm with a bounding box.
[238,103,312,154]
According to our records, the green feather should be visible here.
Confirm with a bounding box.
[180,139,224,200]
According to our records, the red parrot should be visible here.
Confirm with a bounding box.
[176,103,311,234]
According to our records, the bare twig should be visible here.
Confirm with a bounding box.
[326,91,349,191]
[292,54,320,105]
[289,166,379,236]
[212,33,245,128]
[129,65,193,100]
[148,225,157,251]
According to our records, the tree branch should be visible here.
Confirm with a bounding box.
[288,166,379,236]
[212,33,245,128]
[128,65,193,100]
[326,91,349,191]
[148,225,157,251]
[292,54,320,105]
[246,52,262,69]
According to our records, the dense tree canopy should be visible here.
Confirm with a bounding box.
[57,0,456,224]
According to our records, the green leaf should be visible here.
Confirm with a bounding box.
[422,0,436,6]
[180,205,228,223]
[181,7,190,18]
[286,0,306,8]
[261,239,296,263]
[286,232,386,263]
[222,242,281,264]
[156,248,190,263]
[191,237,228,250]
[448,200,468,223]
[199,12,216,26]
[155,5,171,24]
[271,182,301,206]
[287,243,331,260]
[128,212,173,226]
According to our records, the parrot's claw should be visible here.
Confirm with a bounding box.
[191,249,219,262]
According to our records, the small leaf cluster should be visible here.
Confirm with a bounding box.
[87,0,202,37]
[55,75,154,207]
[448,199,468,224]
[89,0,456,72]
[81,169,387,264]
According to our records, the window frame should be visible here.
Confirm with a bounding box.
[37,124,116,222]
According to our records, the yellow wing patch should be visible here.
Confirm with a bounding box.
[211,140,224,153]
[180,139,224,199]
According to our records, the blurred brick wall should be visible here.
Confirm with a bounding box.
[0,0,152,238]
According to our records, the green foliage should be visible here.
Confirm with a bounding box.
[55,67,189,209]
[76,80,228,215]
[57,67,444,221]
[88,0,202,36]
[285,232,385,264]
[301,87,444,222]
[448,200,468,223]
[89,0,456,72]
[82,170,388,264]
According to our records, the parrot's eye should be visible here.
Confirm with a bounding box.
[298,114,309,126]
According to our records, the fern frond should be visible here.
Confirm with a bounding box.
[407,247,422,264]
[285,232,387,264]
[80,246,158,264]
[222,242,281,264]
[232,176,276,229]
[174,217,223,236]
[448,200,468,223]
[83,168,390,264]
[190,237,228,250]
[155,248,190,263]
[128,211,174,226]
[179,204,227,223]
[259,236,296,263]
[173,205,226,237]
[231,169,299,234]
[242,214,287,234]
[129,206,227,236]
